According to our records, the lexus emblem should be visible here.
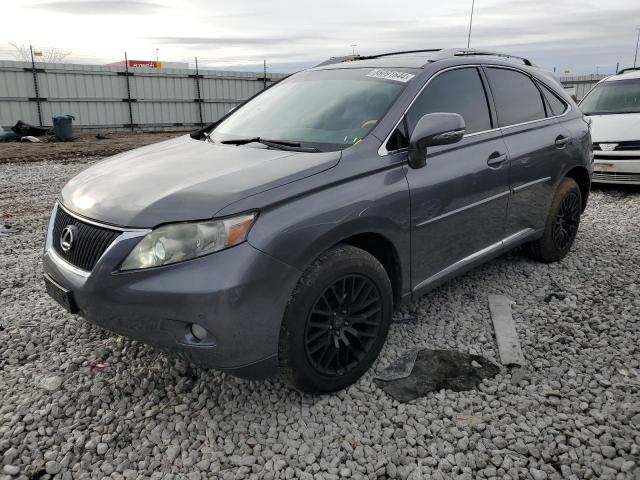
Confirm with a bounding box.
[60,225,77,252]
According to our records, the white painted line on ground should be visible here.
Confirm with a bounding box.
[488,294,526,367]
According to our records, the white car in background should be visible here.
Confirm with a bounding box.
[579,68,640,185]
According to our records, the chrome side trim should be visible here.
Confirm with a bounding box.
[512,176,552,192]
[416,190,510,228]
[501,228,536,247]
[378,64,572,157]
[413,240,503,292]
[412,228,536,293]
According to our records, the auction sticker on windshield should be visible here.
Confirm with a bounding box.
[366,69,415,83]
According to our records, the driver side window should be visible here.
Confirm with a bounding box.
[385,67,493,152]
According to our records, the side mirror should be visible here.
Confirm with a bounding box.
[407,112,466,169]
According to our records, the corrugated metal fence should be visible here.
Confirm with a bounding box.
[559,74,606,102]
[0,60,287,130]
[0,61,611,128]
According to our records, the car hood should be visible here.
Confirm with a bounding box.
[61,135,341,227]
[588,113,640,142]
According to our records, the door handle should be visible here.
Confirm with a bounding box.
[555,135,570,148]
[487,151,508,168]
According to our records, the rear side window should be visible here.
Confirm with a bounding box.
[539,83,568,116]
[406,67,493,135]
[486,68,546,126]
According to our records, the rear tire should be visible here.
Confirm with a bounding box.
[278,244,393,393]
[525,177,582,263]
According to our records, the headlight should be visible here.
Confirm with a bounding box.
[120,212,256,270]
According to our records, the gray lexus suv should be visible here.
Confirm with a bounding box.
[43,48,592,393]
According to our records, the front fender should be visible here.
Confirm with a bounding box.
[236,162,412,297]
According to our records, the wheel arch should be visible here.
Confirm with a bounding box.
[338,232,404,307]
[249,210,411,308]
[564,166,591,211]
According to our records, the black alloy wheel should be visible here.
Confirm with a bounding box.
[278,244,393,393]
[304,275,383,376]
[552,191,581,250]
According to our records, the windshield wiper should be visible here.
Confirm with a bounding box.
[220,137,320,152]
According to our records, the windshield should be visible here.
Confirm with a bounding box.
[580,78,640,115]
[209,68,414,151]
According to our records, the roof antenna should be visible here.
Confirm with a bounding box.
[467,0,476,48]
[634,27,640,68]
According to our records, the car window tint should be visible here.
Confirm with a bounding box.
[540,83,568,116]
[486,68,546,126]
[406,67,492,135]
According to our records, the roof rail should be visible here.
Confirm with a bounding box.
[356,49,442,61]
[314,48,536,69]
[452,49,536,67]
[314,55,358,67]
[617,67,640,75]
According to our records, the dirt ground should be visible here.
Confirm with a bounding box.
[0,131,186,164]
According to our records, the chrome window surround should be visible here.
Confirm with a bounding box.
[378,64,573,157]
[45,203,150,278]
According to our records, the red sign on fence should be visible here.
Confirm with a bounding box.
[108,60,161,69]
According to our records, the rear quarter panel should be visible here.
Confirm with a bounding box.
[563,115,592,169]
[561,114,593,196]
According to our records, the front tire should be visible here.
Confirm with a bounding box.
[525,177,582,263]
[278,245,393,393]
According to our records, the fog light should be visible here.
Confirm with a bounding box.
[190,323,208,341]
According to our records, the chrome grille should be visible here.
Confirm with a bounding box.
[52,207,120,271]
[592,172,640,184]
[594,154,640,161]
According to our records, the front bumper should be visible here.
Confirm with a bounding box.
[592,150,640,185]
[42,205,301,379]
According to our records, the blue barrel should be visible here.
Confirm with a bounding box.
[52,114,75,141]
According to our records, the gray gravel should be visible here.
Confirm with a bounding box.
[1,159,639,480]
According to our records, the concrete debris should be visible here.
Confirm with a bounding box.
[488,294,526,367]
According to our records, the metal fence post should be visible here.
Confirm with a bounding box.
[194,57,204,126]
[263,60,267,89]
[123,52,134,131]
[29,45,44,126]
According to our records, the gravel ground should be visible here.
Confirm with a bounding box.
[1,159,639,480]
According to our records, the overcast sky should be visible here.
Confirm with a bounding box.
[2,0,639,74]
